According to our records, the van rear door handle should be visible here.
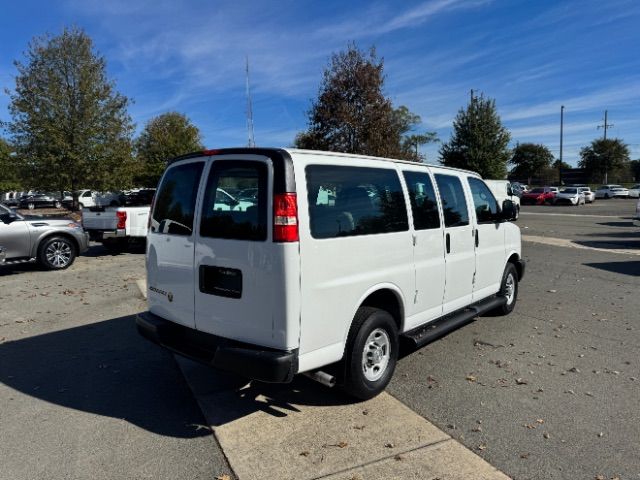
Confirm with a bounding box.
[475,230,479,247]
[446,233,450,254]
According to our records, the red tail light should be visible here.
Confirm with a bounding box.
[116,211,127,230]
[273,193,299,242]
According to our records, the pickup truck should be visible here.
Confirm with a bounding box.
[82,206,150,250]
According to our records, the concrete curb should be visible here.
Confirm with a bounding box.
[175,356,511,480]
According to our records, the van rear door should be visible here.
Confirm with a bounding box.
[147,159,205,329]
[193,153,300,351]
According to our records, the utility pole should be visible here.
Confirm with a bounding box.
[597,109,613,140]
[245,56,256,148]
[597,110,614,182]
[559,105,564,164]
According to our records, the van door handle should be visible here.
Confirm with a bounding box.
[475,230,479,247]
[446,233,450,254]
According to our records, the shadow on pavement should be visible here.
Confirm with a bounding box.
[573,239,640,250]
[596,221,636,227]
[0,262,39,277]
[83,243,146,258]
[584,261,640,276]
[0,314,212,438]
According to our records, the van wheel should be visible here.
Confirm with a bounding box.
[38,236,76,270]
[342,307,398,400]
[492,263,519,315]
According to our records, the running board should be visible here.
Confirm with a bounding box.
[401,296,507,349]
[2,257,35,266]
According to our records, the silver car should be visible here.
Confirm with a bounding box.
[0,204,89,270]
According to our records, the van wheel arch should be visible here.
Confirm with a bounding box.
[358,288,404,334]
[507,253,524,280]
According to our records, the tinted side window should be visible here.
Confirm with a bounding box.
[200,161,267,241]
[306,165,408,239]
[152,162,204,235]
[434,174,469,228]
[402,171,440,230]
[468,177,499,222]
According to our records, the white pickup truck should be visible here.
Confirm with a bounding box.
[82,206,150,250]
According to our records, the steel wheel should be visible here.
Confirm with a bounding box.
[28,202,35,210]
[45,240,73,268]
[362,328,391,382]
[54,201,62,209]
[504,272,516,306]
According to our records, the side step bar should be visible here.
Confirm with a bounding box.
[401,295,507,350]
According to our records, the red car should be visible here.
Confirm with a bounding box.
[521,187,556,205]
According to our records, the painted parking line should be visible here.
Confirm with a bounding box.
[176,356,510,480]
[522,235,640,256]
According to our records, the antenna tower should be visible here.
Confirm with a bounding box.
[245,56,256,147]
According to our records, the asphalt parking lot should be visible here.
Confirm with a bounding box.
[1,199,638,480]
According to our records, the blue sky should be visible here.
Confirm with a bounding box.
[1,0,639,166]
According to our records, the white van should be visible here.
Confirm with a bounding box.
[484,180,521,220]
[137,148,524,399]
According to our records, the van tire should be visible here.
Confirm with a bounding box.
[342,307,398,400]
[492,263,519,315]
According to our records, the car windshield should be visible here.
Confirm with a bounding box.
[529,188,544,193]
[561,188,577,194]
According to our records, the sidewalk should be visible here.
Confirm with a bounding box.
[176,357,511,480]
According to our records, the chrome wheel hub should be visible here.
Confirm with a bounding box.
[505,273,515,305]
[362,328,391,382]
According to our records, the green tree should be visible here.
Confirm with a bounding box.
[0,138,22,191]
[6,27,135,202]
[295,44,435,161]
[578,138,630,183]
[135,112,203,186]
[509,143,554,185]
[440,92,511,178]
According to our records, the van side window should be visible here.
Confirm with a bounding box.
[306,165,408,239]
[434,174,469,228]
[151,162,204,235]
[200,160,267,241]
[467,177,499,223]
[402,171,440,230]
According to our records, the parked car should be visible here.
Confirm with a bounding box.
[484,180,521,219]
[0,203,89,269]
[595,185,629,199]
[136,147,524,400]
[18,193,62,210]
[121,188,155,207]
[577,187,596,203]
[555,187,586,206]
[520,187,556,205]
[628,184,640,198]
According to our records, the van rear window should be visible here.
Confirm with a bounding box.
[151,161,204,236]
[306,165,408,239]
[200,160,267,241]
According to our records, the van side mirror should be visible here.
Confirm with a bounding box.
[501,200,516,221]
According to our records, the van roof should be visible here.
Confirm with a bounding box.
[169,147,480,177]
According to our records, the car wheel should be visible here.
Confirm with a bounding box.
[604,193,610,199]
[492,263,519,315]
[342,307,399,400]
[27,202,35,210]
[78,202,85,209]
[38,236,76,270]
[54,201,62,209]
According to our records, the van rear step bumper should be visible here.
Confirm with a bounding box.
[401,295,507,350]
[136,311,298,383]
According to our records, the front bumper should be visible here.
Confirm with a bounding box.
[76,231,90,253]
[136,311,298,383]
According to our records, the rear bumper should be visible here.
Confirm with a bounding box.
[136,311,298,383]
[86,228,125,241]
